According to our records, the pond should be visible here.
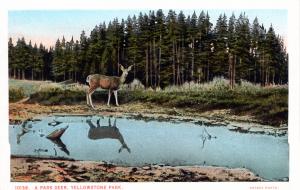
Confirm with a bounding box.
[9,115,289,181]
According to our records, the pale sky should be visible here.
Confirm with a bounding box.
[8,9,287,48]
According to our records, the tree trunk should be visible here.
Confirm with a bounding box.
[228,53,233,89]
[150,41,153,87]
[145,46,149,88]
[13,68,16,79]
[266,67,269,86]
[207,59,210,82]
[158,34,161,87]
[133,55,136,79]
[181,37,185,84]
[176,44,179,85]
[177,64,180,85]
[31,68,34,80]
[175,43,180,85]
[22,70,25,80]
[272,70,275,85]
[153,39,157,88]
[117,41,120,76]
[191,37,195,81]
[233,55,236,87]
[254,60,257,83]
[172,39,176,85]
[261,50,265,86]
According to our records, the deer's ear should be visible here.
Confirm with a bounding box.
[128,65,133,71]
[119,64,125,71]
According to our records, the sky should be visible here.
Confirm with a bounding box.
[8,9,288,48]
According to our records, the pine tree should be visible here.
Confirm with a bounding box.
[228,13,237,88]
[166,10,179,85]
[213,13,228,77]
[155,9,166,87]
[8,38,16,78]
[235,12,251,81]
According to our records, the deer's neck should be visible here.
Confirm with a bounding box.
[119,73,126,84]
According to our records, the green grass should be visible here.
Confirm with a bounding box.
[9,87,26,102]
[123,79,288,126]
[9,79,52,96]
[28,87,86,105]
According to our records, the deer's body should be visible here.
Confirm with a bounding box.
[86,64,132,109]
[86,118,130,153]
[87,75,121,91]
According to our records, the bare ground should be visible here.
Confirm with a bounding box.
[11,157,262,182]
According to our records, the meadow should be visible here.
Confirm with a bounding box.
[9,78,288,126]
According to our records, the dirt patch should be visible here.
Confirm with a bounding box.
[11,157,262,182]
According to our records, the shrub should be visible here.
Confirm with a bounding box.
[9,87,26,102]
[164,77,230,93]
[129,79,145,90]
[29,88,86,105]
[120,79,145,91]
[38,83,63,92]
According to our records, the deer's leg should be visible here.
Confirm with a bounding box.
[113,90,119,106]
[88,88,96,109]
[107,90,112,106]
[86,90,90,106]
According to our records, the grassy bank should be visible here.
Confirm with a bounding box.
[9,78,288,126]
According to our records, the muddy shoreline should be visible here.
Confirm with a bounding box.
[9,102,288,136]
[11,156,263,182]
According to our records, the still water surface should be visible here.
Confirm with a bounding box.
[9,116,288,180]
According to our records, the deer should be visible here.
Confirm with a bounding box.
[86,118,131,153]
[86,64,133,109]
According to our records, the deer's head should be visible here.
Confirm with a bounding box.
[119,64,133,78]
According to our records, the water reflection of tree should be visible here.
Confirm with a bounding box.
[16,119,31,144]
[200,128,217,148]
[16,118,43,144]
[48,138,70,155]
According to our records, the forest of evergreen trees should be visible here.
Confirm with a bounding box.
[8,10,288,88]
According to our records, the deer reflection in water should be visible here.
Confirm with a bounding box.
[87,118,131,153]
[200,128,217,148]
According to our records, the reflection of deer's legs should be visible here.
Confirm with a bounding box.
[107,90,112,106]
[113,90,119,106]
[113,118,116,127]
[108,118,111,126]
